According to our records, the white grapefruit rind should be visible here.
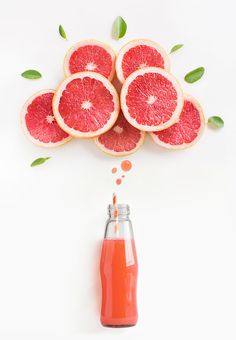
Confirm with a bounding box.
[64,40,116,81]
[21,89,72,147]
[121,67,184,132]
[150,94,205,150]
[116,39,171,84]
[53,72,120,138]
[94,130,146,156]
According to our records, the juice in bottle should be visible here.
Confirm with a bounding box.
[100,203,138,327]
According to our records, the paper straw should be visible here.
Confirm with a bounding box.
[113,193,119,236]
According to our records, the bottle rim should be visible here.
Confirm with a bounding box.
[108,204,130,216]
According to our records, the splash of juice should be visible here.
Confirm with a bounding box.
[111,160,133,186]
[116,178,122,185]
[121,160,132,172]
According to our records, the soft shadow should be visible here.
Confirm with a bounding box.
[144,134,173,156]
[72,240,103,334]
[93,240,102,320]
[112,74,122,95]
[144,133,190,157]
[110,19,117,40]
[74,138,111,160]
[74,239,127,335]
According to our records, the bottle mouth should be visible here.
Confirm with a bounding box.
[108,204,130,216]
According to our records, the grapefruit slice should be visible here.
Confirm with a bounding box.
[116,39,170,83]
[21,90,72,147]
[64,40,116,81]
[121,67,183,132]
[150,94,205,149]
[94,111,145,156]
[53,72,119,138]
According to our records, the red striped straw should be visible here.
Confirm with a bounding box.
[113,193,119,236]
[113,192,117,206]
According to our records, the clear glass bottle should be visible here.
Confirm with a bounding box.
[100,204,138,327]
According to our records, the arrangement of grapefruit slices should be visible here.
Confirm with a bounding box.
[21,39,205,155]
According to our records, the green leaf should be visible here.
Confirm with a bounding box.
[184,67,205,83]
[21,70,42,79]
[114,16,127,39]
[59,24,67,40]
[208,116,224,128]
[31,157,51,167]
[170,44,184,54]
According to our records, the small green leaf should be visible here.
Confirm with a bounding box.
[31,157,51,167]
[21,70,42,79]
[114,16,127,39]
[59,25,67,40]
[184,67,205,83]
[208,116,224,128]
[170,44,184,54]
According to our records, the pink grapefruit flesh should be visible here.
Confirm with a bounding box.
[21,90,72,147]
[121,67,183,132]
[64,40,116,81]
[94,111,145,156]
[150,94,205,149]
[116,39,170,83]
[53,72,119,138]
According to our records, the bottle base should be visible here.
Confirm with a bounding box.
[102,323,136,328]
[101,316,137,328]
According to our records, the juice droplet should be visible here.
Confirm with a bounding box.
[116,178,122,185]
[121,160,132,172]
[112,167,117,174]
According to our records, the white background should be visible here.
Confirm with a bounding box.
[0,0,236,339]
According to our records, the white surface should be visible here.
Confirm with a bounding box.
[0,0,236,339]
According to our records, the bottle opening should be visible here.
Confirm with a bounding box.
[108,204,130,217]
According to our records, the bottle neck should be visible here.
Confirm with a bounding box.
[108,204,130,220]
[105,204,133,239]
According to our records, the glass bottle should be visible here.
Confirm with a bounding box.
[100,204,138,327]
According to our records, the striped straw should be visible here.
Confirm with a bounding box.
[113,193,119,236]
